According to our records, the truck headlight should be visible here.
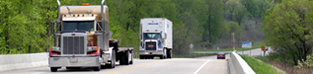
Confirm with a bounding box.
[50,47,60,52]
[87,47,98,52]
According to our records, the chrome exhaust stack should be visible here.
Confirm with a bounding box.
[57,0,61,22]
[101,0,105,21]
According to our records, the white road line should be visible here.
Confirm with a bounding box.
[193,59,211,74]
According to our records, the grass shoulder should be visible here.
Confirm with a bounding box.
[240,55,285,74]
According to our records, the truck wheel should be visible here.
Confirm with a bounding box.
[150,56,154,59]
[163,49,167,59]
[160,55,164,59]
[94,65,101,71]
[140,55,144,59]
[106,50,116,68]
[50,67,58,72]
[167,49,172,59]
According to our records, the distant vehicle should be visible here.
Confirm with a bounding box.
[217,52,225,59]
[49,0,133,72]
[139,18,173,59]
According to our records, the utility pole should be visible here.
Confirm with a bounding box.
[231,33,236,51]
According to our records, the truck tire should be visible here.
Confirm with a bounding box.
[140,55,144,59]
[167,49,172,59]
[160,55,164,59]
[50,67,58,72]
[162,49,167,59]
[121,50,129,65]
[150,56,154,59]
[129,50,133,64]
[106,50,116,68]
[94,65,101,71]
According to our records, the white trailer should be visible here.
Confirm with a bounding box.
[139,18,173,59]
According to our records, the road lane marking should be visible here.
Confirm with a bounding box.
[193,59,211,74]
[106,59,169,74]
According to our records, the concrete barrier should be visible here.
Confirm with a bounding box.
[0,52,48,72]
[229,51,256,74]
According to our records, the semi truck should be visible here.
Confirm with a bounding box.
[49,0,133,72]
[139,18,173,59]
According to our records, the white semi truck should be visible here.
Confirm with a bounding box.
[49,0,133,72]
[139,18,173,59]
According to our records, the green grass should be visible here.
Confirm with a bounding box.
[194,42,264,52]
[240,55,285,74]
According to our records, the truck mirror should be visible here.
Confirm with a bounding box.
[138,33,141,39]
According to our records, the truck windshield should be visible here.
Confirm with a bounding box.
[143,33,161,39]
[63,21,94,31]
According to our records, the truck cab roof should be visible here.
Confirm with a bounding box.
[60,6,109,21]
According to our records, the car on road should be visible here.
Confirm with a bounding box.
[217,52,225,59]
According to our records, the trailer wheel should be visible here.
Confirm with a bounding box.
[50,67,58,72]
[120,50,129,65]
[129,50,133,64]
[124,50,130,65]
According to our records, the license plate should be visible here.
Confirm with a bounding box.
[148,45,154,48]
[70,57,78,63]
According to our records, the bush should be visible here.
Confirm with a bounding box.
[298,53,313,67]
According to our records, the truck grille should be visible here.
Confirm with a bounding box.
[62,36,85,55]
[145,42,157,50]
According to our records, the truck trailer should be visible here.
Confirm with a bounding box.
[139,18,173,59]
[49,0,133,72]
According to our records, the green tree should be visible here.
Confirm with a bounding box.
[224,0,247,25]
[203,0,224,45]
[262,0,313,65]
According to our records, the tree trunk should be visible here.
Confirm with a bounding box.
[28,45,31,53]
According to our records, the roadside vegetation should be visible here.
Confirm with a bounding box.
[256,55,313,74]
[240,55,285,74]
[259,0,313,74]
[262,0,313,65]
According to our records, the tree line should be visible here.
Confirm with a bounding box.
[0,0,271,56]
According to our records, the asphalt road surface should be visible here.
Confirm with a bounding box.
[1,48,269,74]
[0,56,229,74]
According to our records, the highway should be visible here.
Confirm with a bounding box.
[0,56,228,74]
[0,48,270,74]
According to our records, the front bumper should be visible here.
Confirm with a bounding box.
[49,56,99,67]
[139,50,164,56]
